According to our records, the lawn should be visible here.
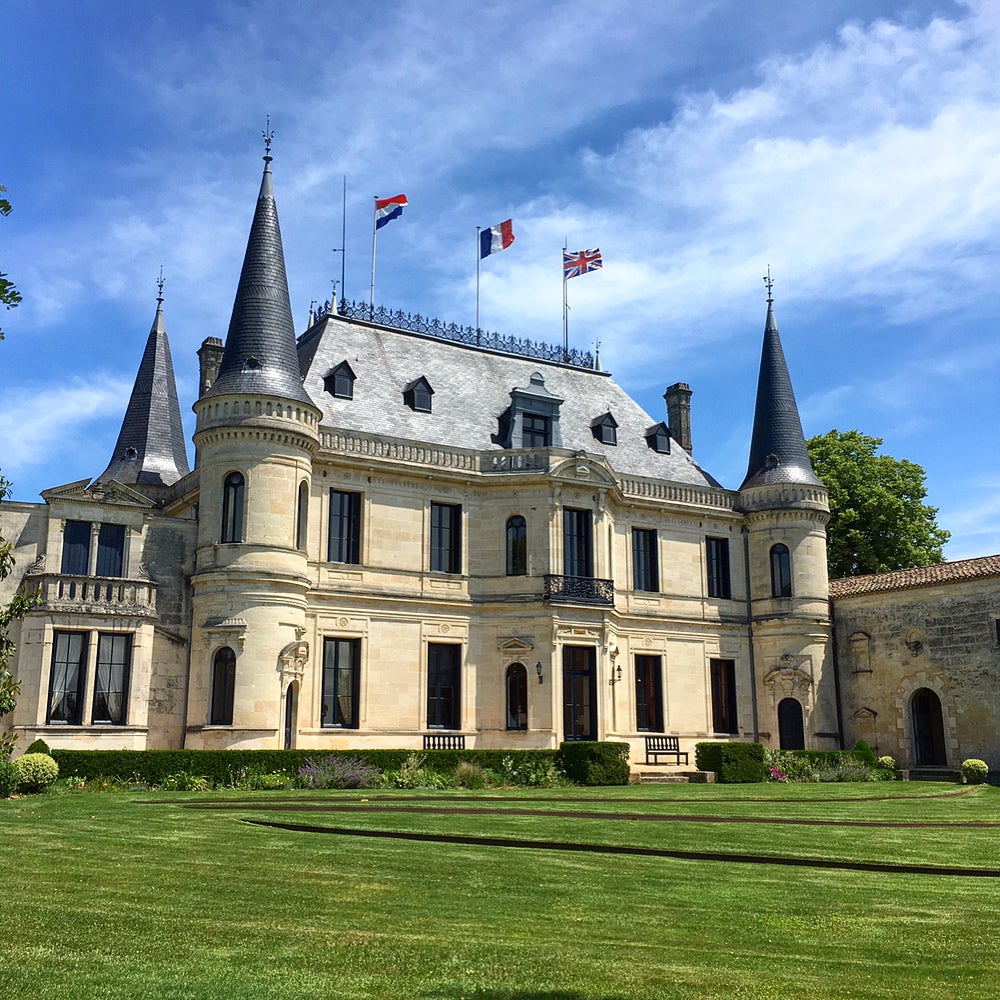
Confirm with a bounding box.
[1,783,998,1000]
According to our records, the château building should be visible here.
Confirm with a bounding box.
[3,148,988,772]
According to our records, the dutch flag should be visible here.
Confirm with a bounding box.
[375,194,407,230]
[480,219,515,259]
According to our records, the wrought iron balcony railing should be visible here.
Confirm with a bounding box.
[543,574,615,606]
[27,573,158,618]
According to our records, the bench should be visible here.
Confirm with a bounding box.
[645,735,688,766]
[423,733,466,750]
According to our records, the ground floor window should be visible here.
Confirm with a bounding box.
[92,633,131,725]
[427,643,461,729]
[710,658,738,734]
[210,647,236,726]
[47,631,88,724]
[322,637,360,728]
[634,655,663,732]
[506,663,528,730]
[562,646,597,740]
[47,629,133,726]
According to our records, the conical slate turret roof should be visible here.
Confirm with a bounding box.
[205,154,315,406]
[96,294,191,487]
[740,294,821,491]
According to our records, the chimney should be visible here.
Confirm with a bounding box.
[664,382,692,453]
[197,337,225,398]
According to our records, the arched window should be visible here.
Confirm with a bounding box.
[506,663,528,730]
[777,697,805,749]
[506,515,527,576]
[770,543,792,597]
[221,472,245,543]
[295,480,309,550]
[210,647,236,726]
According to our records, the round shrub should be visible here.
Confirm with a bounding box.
[877,755,896,770]
[13,752,59,792]
[0,759,17,798]
[961,759,989,784]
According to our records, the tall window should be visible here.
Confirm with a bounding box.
[506,515,527,576]
[96,524,126,577]
[427,643,461,729]
[563,507,593,578]
[506,663,528,730]
[706,536,731,599]
[61,521,126,577]
[295,481,309,551]
[328,490,361,563]
[430,502,462,574]
[47,631,88,724]
[221,472,246,543]
[210,647,236,725]
[321,637,360,728]
[522,413,551,448]
[61,521,91,575]
[770,543,792,597]
[562,646,597,740]
[634,655,663,732]
[632,528,659,592]
[92,633,131,725]
[710,658,738,734]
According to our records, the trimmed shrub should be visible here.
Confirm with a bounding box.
[0,759,17,798]
[962,759,989,785]
[555,741,629,786]
[696,742,768,783]
[13,752,59,792]
[25,738,51,755]
[853,739,878,766]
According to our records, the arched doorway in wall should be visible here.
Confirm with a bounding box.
[284,682,298,750]
[777,697,805,750]
[911,688,946,765]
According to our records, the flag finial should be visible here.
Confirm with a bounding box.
[262,115,274,164]
[763,265,774,303]
[156,265,165,306]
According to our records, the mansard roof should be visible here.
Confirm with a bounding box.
[206,157,316,407]
[740,297,821,491]
[830,555,1000,598]
[299,314,722,487]
[96,297,190,488]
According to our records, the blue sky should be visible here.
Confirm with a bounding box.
[4,0,998,560]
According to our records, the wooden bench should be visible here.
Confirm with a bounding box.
[423,733,466,750]
[645,735,688,766]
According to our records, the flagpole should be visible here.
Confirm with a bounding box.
[340,175,346,312]
[476,227,481,339]
[562,240,569,360]
[370,196,378,321]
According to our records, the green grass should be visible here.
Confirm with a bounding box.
[2,783,999,999]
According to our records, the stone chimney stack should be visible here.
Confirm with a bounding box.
[197,337,225,398]
[664,382,692,453]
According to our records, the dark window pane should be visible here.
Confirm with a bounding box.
[430,502,462,574]
[562,646,597,740]
[506,663,528,730]
[427,643,461,729]
[632,528,659,592]
[93,632,131,724]
[221,472,245,543]
[329,490,361,563]
[563,508,593,578]
[61,521,91,575]
[635,655,663,732]
[506,516,527,576]
[710,658,738,734]
[96,523,125,577]
[522,413,550,448]
[770,544,792,597]
[47,631,88,724]
[706,537,731,599]
[322,638,360,728]
[210,647,236,725]
[296,481,309,550]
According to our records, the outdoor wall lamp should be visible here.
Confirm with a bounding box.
[536,661,543,684]
[611,664,622,684]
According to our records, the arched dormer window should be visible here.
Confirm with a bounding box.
[210,647,236,725]
[295,480,309,550]
[506,663,528,730]
[770,543,792,598]
[645,422,671,454]
[221,472,245,543]
[591,412,618,446]
[506,515,527,576]
[403,376,434,413]
[324,361,356,400]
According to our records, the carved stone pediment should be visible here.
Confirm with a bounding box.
[278,640,310,680]
[498,637,534,654]
[549,455,618,489]
[42,478,155,509]
[202,616,248,653]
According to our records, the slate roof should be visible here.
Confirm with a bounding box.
[206,157,316,407]
[299,315,724,487]
[740,299,822,490]
[96,297,191,487]
[829,555,1000,597]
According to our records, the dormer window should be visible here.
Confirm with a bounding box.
[403,376,434,413]
[324,361,356,400]
[522,413,550,447]
[591,412,618,446]
[502,372,564,449]
[645,422,671,454]
[242,355,262,373]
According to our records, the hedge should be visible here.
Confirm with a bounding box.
[50,748,559,786]
[695,741,768,783]
[554,741,630,786]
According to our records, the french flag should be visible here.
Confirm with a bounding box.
[480,219,515,259]
[375,194,407,229]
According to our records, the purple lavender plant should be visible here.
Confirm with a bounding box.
[297,755,381,789]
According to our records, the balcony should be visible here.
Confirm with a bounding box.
[543,574,615,606]
[28,573,158,618]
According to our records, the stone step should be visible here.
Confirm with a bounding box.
[905,767,962,782]
[634,771,691,784]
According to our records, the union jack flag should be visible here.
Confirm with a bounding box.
[563,247,603,279]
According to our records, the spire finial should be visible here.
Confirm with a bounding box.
[262,115,274,164]
[763,265,774,303]
[156,266,165,306]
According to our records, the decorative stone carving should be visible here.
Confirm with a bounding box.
[278,640,309,680]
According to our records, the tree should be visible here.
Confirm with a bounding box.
[0,185,22,340]
[806,429,950,579]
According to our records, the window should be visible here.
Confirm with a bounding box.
[562,646,597,740]
[403,376,434,412]
[221,472,246,543]
[61,521,91,575]
[521,413,551,448]
[92,633,131,724]
[645,422,671,454]
[635,655,663,732]
[321,637,360,728]
[427,643,461,729]
[324,360,356,399]
[706,536,731,599]
[591,412,618,446]
[295,481,309,550]
[632,528,659,592]
[430,502,462,574]
[770,543,792,598]
[563,507,593,578]
[328,490,361,563]
[61,521,126,577]
[47,631,88,724]
[95,524,125,577]
[506,515,527,576]
[506,663,528,730]
[210,647,236,725]
[710,658,738,734]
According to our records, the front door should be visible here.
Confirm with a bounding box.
[563,646,597,740]
[283,683,297,750]
[778,697,805,750]
[912,688,946,765]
